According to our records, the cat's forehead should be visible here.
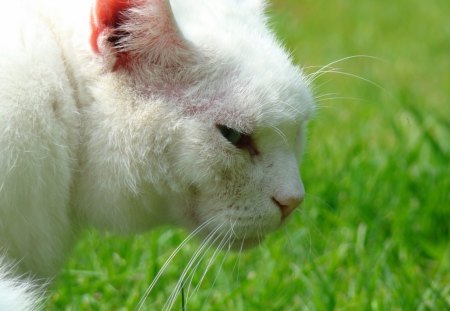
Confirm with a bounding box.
[170,0,314,131]
[178,73,313,136]
[171,67,314,133]
[237,60,314,128]
[182,53,314,133]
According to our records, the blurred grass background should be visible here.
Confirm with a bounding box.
[49,0,449,310]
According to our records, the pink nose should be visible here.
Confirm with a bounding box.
[272,195,303,220]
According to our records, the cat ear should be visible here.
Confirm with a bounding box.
[90,0,193,71]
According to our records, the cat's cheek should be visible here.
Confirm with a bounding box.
[172,120,245,186]
[186,193,281,243]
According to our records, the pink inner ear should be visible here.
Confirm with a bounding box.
[90,0,132,54]
[90,0,193,70]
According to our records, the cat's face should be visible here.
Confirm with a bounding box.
[89,0,314,244]
[171,66,313,248]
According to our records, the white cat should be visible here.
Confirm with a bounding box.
[0,0,314,309]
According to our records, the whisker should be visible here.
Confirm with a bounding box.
[270,125,288,144]
[199,230,235,311]
[305,55,385,98]
[314,92,341,99]
[190,227,234,301]
[307,67,342,84]
[184,225,227,300]
[309,69,384,91]
[305,55,383,79]
[277,99,303,116]
[231,231,246,283]
[163,223,226,311]
[315,96,366,104]
[163,229,219,311]
[135,216,218,311]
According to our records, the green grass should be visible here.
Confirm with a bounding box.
[48,0,449,310]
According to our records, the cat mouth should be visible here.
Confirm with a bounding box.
[184,202,273,251]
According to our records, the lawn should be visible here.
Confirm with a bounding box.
[48,0,449,310]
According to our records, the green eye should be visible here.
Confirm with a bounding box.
[217,125,242,146]
[216,124,259,156]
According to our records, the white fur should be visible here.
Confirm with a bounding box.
[0,258,42,311]
[0,0,314,308]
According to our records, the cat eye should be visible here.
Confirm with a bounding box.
[217,124,259,156]
[218,125,242,145]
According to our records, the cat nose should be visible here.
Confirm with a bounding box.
[272,195,304,220]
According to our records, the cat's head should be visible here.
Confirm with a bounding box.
[89,0,314,247]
